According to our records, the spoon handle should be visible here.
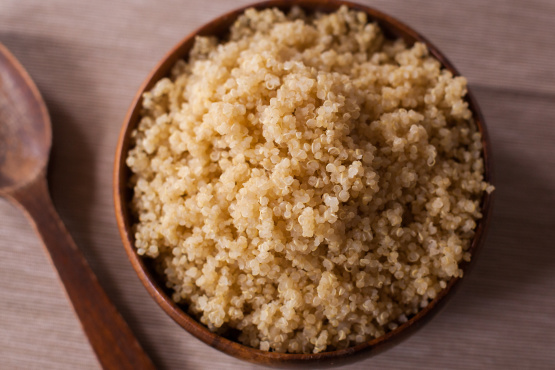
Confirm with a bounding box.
[8,174,156,370]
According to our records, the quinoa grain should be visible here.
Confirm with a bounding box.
[127,6,492,354]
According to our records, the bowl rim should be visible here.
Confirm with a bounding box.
[113,0,494,366]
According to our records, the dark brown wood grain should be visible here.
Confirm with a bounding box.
[113,0,494,367]
[0,43,155,370]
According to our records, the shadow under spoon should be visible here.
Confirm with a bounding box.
[0,43,155,370]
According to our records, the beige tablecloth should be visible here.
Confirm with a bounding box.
[1,0,554,369]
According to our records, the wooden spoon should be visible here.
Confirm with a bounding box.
[0,43,155,370]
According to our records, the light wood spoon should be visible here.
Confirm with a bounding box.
[0,43,155,369]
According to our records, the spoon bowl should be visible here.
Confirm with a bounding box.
[0,43,50,191]
[0,43,155,369]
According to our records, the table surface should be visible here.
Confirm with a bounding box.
[1,0,555,369]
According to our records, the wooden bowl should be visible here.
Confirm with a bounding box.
[113,0,493,367]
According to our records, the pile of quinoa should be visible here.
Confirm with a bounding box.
[126,6,493,354]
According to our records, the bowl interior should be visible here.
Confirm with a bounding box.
[114,0,493,367]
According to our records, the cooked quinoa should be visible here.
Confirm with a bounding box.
[126,6,493,354]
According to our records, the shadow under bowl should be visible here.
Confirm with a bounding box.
[113,0,494,367]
